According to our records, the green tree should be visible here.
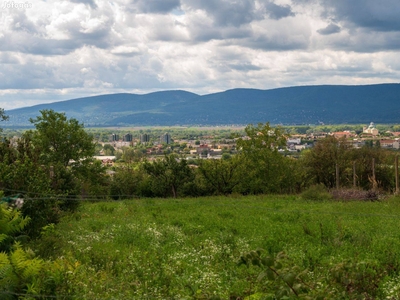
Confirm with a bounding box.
[121,147,144,163]
[198,156,243,195]
[103,144,115,156]
[29,110,95,167]
[0,108,8,134]
[142,154,194,198]
[0,108,8,122]
[236,123,290,194]
[302,136,351,188]
[28,110,104,207]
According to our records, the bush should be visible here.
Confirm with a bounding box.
[301,184,332,201]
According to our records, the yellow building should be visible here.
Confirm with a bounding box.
[363,122,379,136]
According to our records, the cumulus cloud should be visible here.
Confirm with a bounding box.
[320,0,400,31]
[317,23,341,35]
[0,0,400,109]
[183,0,261,27]
[265,1,295,20]
[131,0,181,13]
[69,0,97,9]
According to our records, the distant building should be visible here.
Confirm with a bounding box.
[160,133,172,144]
[196,144,210,156]
[380,140,400,149]
[363,122,379,136]
[287,138,301,145]
[123,133,133,142]
[140,134,150,143]
[332,131,356,139]
[110,133,119,142]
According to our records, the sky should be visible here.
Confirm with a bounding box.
[0,0,400,110]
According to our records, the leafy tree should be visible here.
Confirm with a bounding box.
[142,154,194,198]
[103,144,115,156]
[110,165,152,199]
[29,110,95,167]
[198,156,243,195]
[28,109,106,203]
[121,147,144,163]
[236,123,291,194]
[0,108,8,124]
[302,136,351,189]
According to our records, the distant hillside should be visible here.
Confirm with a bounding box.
[4,84,400,127]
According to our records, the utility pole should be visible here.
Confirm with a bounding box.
[396,155,399,194]
[336,163,339,189]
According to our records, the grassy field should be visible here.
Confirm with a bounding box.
[34,195,400,299]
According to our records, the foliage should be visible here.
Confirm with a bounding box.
[301,184,332,201]
[198,155,243,195]
[26,195,400,299]
[73,159,110,201]
[302,136,396,191]
[0,110,109,237]
[0,108,8,133]
[239,250,321,299]
[0,243,44,299]
[301,136,351,188]
[121,147,144,163]
[0,204,30,252]
[241,249,385,299]
[236,123,293,194]
[102,144,115,156]
[142,154,194,198]
[110,165,152,199]
[29,109,95,167]
[0,202,48,299]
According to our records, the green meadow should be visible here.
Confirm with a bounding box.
[32,195,400,299]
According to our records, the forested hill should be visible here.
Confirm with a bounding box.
[5,83,400,126]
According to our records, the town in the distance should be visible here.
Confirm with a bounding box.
[64,121,400,165]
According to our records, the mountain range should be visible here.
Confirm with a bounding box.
[4,83,400,127]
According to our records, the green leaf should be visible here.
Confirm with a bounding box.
[262,257,274,267]
[275,262,283,270]
[266,269,275,281]
[283,273,296,286]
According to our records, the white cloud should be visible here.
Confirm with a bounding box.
[0,0,399,109]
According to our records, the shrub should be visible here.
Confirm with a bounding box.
[300,184,332,201]
[0,203,30,252]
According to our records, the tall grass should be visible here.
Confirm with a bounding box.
[33,195,400,299]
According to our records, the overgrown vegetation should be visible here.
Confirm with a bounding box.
[19,196,400,299]
[2,108,400,298]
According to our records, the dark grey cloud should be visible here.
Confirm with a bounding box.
[0,34,80,55]
[322,0,400,32]
[317,23,341,35]
[244,35,309,51]
[265,1,295,20]
[348,31,400,52]
[0,30,115,55]
[131,0,181,13]
[184,0,260,27]
[69,0,97,9]
[0,8,118,55]
[229,63,261,71]
[188,23,252,42]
